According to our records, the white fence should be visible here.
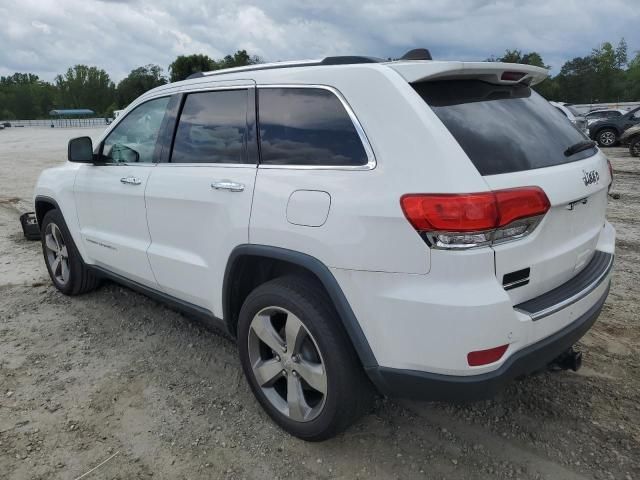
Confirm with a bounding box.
[0,118,111,128]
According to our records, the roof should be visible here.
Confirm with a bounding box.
[135,54,550,107]
[49,109,95,116]
[187,56,385,79]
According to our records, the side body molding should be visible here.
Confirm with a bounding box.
[223,245,379,369]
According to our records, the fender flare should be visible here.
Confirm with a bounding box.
[34,195,62,225]
[223,244,379,369]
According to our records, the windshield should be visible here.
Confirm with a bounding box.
[413,80,595,175]
[565,104,581,116]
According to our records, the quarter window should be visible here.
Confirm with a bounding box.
[102,96,170,163]
[258,88,368,166]
[171,89,248,164]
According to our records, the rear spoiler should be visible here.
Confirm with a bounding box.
[388,61,549,86]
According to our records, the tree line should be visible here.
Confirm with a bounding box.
[1,40,638,120]
[489,39,639,103]
[0,50,260,120]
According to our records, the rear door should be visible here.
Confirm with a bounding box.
[145,82,257,315]
[74,96,171,286]
[413,79,611,304]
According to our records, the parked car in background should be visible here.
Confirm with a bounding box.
[620,124,640,157]
[550,101,588,134]
[584,109,626,127]
[589,106,640,147]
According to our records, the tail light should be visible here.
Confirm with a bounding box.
[607,159,613,191]
[400,187,550,249]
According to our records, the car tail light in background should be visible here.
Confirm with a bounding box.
[467,344,509,366]
[401,187,550,249]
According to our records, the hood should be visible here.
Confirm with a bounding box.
[621,124,640,141]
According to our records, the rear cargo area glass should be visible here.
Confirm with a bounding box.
[413,80,595,175]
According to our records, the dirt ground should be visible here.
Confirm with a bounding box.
[0,127,638,480]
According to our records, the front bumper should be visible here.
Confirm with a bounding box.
[367,283,609,401]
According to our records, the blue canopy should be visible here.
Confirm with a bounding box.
[49,109,95,116]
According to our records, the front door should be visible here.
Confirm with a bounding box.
[74,96,171,286]
[145,83,258,315]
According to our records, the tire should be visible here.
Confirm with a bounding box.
[237,275,373,441]
[596,128,617,147]
[629,137,640,157]
[40,209,100,295]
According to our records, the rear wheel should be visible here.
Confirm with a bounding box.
[41,209,100,295]
[237,276,373,441]
[629,137,640,157]
[596,128,617,147]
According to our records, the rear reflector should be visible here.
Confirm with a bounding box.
[400,187,550,249]
[501,71,526,81]
[467,344,509,366]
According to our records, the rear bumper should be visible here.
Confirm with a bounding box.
[366,283,609,401]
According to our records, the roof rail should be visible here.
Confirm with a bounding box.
[183,56,384,80]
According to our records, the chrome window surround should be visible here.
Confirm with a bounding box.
[255,84,376,171]
[99,84,376,170]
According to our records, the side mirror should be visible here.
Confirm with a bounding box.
[68,136,94,163]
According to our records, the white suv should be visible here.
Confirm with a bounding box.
[34,53,615,441]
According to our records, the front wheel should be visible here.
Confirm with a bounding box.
[40,209,100,295]
[237,276,373,441]
[596,128,617,147]
[629,137,640,157]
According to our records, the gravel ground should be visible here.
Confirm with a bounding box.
[0,127,638,480]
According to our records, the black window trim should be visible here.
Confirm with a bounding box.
[156,86,257,167]
[255,84,376,170]
[94,94,174,166]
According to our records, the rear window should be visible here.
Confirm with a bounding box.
[258,87,368,166]
[413,80,595,175]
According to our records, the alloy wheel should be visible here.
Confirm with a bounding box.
[247,306,327,422]
[599,130,616,146]
[44,223,70,286]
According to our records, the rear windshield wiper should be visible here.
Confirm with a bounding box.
[564,140,596,157]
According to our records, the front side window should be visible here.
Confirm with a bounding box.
[102,96,170,163]
[171,89,248,164]
[258,88,368,166]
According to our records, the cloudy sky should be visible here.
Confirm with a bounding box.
[1,0,638,82]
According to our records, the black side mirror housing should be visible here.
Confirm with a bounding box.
[68,136,94,163]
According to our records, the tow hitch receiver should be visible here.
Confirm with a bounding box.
[548,347,583,372]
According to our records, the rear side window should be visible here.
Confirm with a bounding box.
[414,80,595,175]
[171,89,248,164]
[258,88,368,166]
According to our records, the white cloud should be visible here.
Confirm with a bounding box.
[0,0,638,82]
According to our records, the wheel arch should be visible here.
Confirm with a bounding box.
[223,245,378,369]
[35,195,61,226]
[594,124,620,136]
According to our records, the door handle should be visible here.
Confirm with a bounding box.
[120,176,142,185]
[211,180,245,192]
